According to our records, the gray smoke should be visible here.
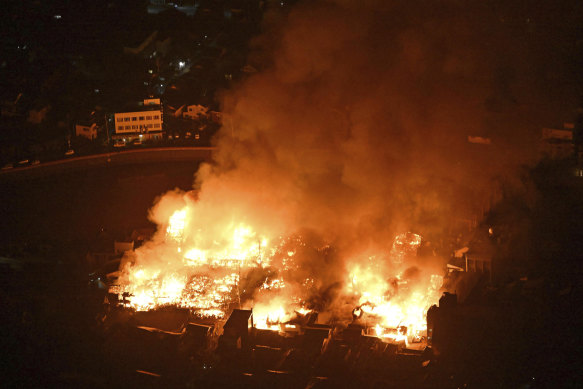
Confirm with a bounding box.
[130,0,580,317]
[197,0,551,254]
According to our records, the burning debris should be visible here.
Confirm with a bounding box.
[107,201,443,353]
[98,0,538,363]
[95,0,545,385]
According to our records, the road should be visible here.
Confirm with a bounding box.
[0,147,216,180]
[0,147,215,250]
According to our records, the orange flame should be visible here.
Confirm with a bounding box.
[114,202,443,340]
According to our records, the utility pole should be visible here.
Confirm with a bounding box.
[104,113,110,146]
[237,260,242,309]
[104,113,111,164]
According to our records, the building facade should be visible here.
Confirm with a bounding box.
[540,123,574,159]
[75,123,98,140]
[113,99,164,142]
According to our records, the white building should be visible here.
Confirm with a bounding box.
[75,123,98,140]
[183,104,208,120]
[540,123,573,159]
[113,99,164,142]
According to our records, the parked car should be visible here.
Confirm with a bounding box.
[65,149,75,156]
[113,139,126,148]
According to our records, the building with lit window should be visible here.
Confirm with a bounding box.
[540,123,574,159]
[113,99,164,143]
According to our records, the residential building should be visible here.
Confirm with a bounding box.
[113,99,165,142]
[75,123,98,140]
[181,104,222,125]
[183,104,208,120]
[540,123,574,159]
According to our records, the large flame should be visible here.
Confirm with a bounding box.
[114,203,442,344]
[103,0,547,350]
[345,233,443,344]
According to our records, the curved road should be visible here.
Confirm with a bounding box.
[0,146,217,248]
[0,147,216,180]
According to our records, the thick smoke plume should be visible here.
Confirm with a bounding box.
[199,0,539,248]
[121,1,556,318]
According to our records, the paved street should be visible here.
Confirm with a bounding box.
[0,147,215,179]
[0,148,213,249]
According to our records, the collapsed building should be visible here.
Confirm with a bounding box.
[92,220,453,387]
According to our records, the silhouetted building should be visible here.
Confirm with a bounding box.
[540,123,574,158]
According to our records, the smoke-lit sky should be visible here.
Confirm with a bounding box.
[181,0,582,252]
[121,0,583,319]
[128,0,583,282]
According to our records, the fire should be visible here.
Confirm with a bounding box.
[374,324,407,343]
[347,234,443,344]
[166,208,187,242]
[253,304,288,330]
[116,267,241,317]
[114,200,443,344]
[114,202,269,316]
[355,275,443,344]
[252,300,310,331]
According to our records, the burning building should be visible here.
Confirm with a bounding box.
[104,0,542,350]
[101,0,551,385]
[110,201,443,349]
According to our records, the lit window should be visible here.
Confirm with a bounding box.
[154,123,160,128]
[117,118,123,122]
[148,124,153,128]
[146,116,152,120]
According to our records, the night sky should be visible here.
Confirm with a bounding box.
[1,1,583,388]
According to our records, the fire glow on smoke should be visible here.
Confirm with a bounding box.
[101,0,535,342]
[113,201,443,341]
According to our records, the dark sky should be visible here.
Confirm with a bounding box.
[1,0,581,115]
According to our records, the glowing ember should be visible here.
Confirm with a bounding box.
[166,208,187,242]
[113,200,443,340]
[254,305,287,330]
[347,234,443,344]
[252,300,310,331]
[354,273,443,344]
[374,324,408,343]
[390,232,423,264]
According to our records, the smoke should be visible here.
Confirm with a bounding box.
[203,0,540,248]
[122,0,565,318]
